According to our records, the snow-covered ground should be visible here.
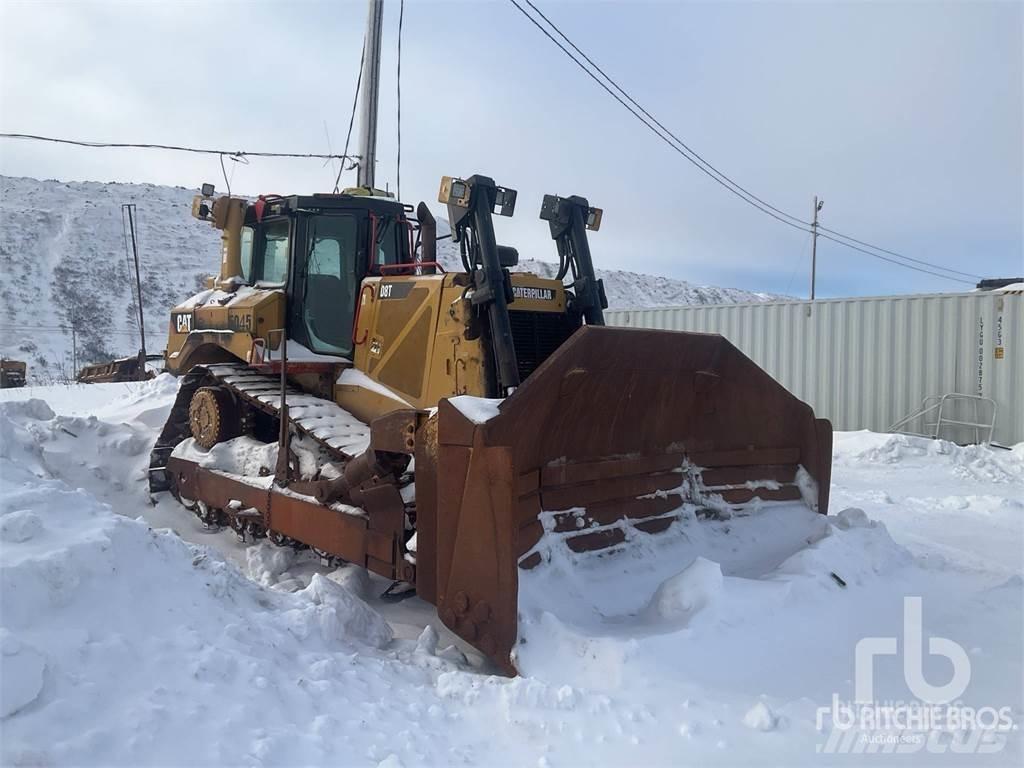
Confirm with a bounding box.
[0,175,784,383]
[1,381,1021,766]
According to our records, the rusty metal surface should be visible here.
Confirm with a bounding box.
[368,409,423,454]
[433,436,518,675]
[432,326,833,673]
[412,414,440,606]
[167,456,408,582]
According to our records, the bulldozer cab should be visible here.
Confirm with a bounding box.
[235,193,416,360]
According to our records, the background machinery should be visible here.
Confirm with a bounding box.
[149,174,833,674]
[0,358,26,388]
[77,354,156,384]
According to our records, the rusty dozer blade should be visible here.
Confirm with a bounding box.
[420,325,832,675]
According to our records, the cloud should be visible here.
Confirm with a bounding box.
[1,0,1020,297]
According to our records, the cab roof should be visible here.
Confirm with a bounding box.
[248,193,406,224]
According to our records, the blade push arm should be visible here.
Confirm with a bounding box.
[440,174,521,394]
[540,194,607,326]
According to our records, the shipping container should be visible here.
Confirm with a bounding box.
[607,291,1022,446]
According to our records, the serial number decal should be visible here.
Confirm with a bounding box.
[228,313,253,331]
[175,313,193,334]
[379,282,415,300]
[512,286,555,301]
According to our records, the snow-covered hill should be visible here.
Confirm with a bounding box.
[0,176,781,382]
[0,177,215,381]
[431,219,782,308]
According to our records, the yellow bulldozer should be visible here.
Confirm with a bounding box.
[149,174,832,674]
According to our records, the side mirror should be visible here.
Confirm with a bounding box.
[191,195,212,221]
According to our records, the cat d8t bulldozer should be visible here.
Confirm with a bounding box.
[150,174,833,674]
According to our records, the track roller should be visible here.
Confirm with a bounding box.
[312,548,345,567]
[195,501,225,529]
[268,530,306,549]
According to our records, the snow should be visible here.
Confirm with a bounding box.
[337,367,411,406]
[1,175,785,383]
[448,394,503,424]
[0,628,46,719]
[645,556,725,624]
[0,177,221,383]
[0,380,162,417]
[279,338,349,364]
[189,284,260,309]
[0,382,1021,766]
[173,434,279,478]
[743,701,781,732]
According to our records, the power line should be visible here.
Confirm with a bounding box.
[519,0,811,229]
[813,231,975,283]
[323,121,339,183]
[0,132,359,162]
[507,0,980,285]
[335,37,367,193]
[815,225,980,279]
[784,232,813,296]
[504,1,810,234]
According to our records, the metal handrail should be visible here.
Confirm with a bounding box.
[889,392,997,445]
[267,328,292,483]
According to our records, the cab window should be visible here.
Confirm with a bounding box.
[303,215,358,356]
[375,216,402,268]
[254,219,290,285]
[239,226,254,283]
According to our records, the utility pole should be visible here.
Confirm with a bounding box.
[810,196,824,300]
[70,307,77,376]
[356,0,384,190]
[123,203,147,371]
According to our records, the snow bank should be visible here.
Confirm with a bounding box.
[833,430,1024,484]
[513,429,1021,761]
[832,430,1024,579]
[743,701,780,732]
[1,380,1021,766]
[0,400,396,764]
[645,556,725,625]
[0,629,46,719]
[288,573,393,649]
[515,501,910,689]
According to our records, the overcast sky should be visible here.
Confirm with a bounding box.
[1,0,1020,297]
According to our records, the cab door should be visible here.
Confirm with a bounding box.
[292,213,362,358]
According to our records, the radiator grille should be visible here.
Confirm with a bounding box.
[508,310,579,381]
